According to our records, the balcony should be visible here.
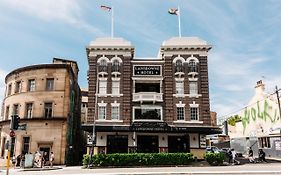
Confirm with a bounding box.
[133,92,163,103]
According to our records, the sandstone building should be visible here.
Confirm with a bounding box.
[0,58,81,165]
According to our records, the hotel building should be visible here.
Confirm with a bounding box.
[83,37,221,159]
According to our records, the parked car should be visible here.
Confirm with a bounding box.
[206,146,222,153]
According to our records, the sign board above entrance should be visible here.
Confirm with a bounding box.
[134,65,161,76]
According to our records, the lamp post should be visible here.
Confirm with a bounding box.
[275,86,281,140]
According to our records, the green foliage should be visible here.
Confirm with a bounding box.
[204,152,225,166]
[83,153,194,167]
[227,115,242,126]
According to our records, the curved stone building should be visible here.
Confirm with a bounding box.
[0,58,81,165]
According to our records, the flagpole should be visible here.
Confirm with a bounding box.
[178,6,181,38]
[111,6,114,38]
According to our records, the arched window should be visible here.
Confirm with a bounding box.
[112,60,120,72]
[188,60,198,73]
[175,60,183,73]
[99,59,108,72]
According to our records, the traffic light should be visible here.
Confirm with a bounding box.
[11,115,20,130]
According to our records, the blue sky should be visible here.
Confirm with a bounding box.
[0,0,281,121]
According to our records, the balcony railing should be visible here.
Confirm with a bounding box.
[133,92,163,103]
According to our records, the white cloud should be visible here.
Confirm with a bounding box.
[0,69,7,117]
[1,0,102,34]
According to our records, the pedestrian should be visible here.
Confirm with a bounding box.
[258,149,267,163]
[50,152,54,168]
[20,153,25,168]
[248,147,255,163]
[231,148,240,165]
[11,155,16,168]
[227,148,232,164]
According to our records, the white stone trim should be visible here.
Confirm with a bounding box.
[189,101,199,107]
[98,101,107,107]
[186,55,199,63]
[111,101,120,107]
[111,56,123,63]
[172,55,185,63]
[176,101,185,107]
[97,56,110,63]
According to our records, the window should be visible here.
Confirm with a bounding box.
[189,81,198,95]
[99,59,108,72]
[259,137,271,148]
[15,81,21,93]
[22,137,30,154]
[46,78,54,91]
[134,107,162,120]
[81,102,87,113]
[190,107,199,120]
[25,103,33,118]
[44,103,52,118]
[112,81,120,95]
[98,106,106,120]
[13,104,19,115]
[111,106,119,120]
[28,79,35,91]
[7,84,12,96]
[175,60,183,73]
[176,81,184,94]
[188,60,198,73]
[177,107,185,120]
[5,106,9,120]
[99,80,107,94]
[112,60,120,72]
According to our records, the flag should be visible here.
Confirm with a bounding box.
[101,5,111,11]
[168,8,178,15]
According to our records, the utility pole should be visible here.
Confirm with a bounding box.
[275,86,281,140]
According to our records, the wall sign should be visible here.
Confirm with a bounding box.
[134,65,161,76]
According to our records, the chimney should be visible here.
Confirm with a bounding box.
[255,80,265,95]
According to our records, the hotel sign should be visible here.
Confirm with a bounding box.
[134,65,161,76]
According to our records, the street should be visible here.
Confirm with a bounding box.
[2,162,281,175]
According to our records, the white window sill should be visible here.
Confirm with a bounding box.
[173,120,203,124]
[96,120,123,122]
[187,94,202,98]
[97,94,124,97]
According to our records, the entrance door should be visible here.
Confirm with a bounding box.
[107,135,128,154]
[137,135,159,153]
[168,135,190,153]
[39,147,50,161]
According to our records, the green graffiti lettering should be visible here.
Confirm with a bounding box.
[241,99,278,133]
[257,101,264,119]
[251,108,256,121]
[242,108,250,134]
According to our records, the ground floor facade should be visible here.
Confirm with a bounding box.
[230,135,281,159]
[0,119,67,165]
[84,124,220,159]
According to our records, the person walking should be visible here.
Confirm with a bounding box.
[248,147,255,163]
[231,148,240,165]
[258,149,267,163]
[50,152,55,168]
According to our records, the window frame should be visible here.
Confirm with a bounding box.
[99,79,107,95]
[28,79,36,92]
[25,103,33,119]
[189,81,198,95]
[46,78,54,91]
[44,102,53,119]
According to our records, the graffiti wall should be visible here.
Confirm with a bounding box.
[241,97,281,137]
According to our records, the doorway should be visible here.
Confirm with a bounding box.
[107,135,128,154]
[39,147,50,161]
[168,135,190,153]
[137,135,159,153]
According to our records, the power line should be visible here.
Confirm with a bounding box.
[218,88,281,124]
